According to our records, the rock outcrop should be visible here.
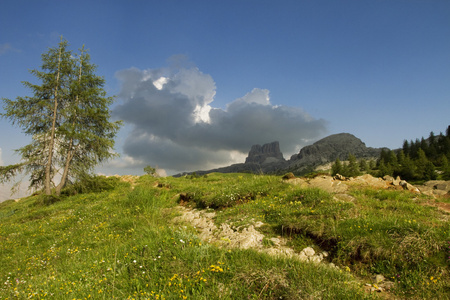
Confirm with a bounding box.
[416,180,450,197]
[245,141,284,164]
[284,173,419,194]
[290,133,383,165]
[173,206,330,263]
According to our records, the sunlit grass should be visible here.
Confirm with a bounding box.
[1,173,449,298]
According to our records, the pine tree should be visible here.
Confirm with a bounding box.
[2,38,73,193]
[378,149,389,167]
[1,37,121,196]
[398,155,415,180]
[378,160,393,177]
[359,159,369,173]
[347,153,361,177]
[397,150,406,165]
[388,150,398,169]
[423,161,437,180]
[402,140,410,156]
[441,155,450,180]
[415,148,430,180]
[341,161,349,177]
[331,158,343,176]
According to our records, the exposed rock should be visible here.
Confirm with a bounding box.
[334,174,347,181]
[417,180,450,197]
[400,180,421,193]
[383,175,402,186]
[365,274,395,293]
[245,141,285,164]
[349,174,389,189]
[373,274,385,284]
[333,193,356,202]
[172,206,330,264]
[308,175,349,193]
[286,177,309,188]
[286,174,420,195]
[290,133,383,165]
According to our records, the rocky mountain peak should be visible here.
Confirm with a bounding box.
[290,133,382,165]
[245,141,285,164]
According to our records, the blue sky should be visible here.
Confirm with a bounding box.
[1,0,450,178]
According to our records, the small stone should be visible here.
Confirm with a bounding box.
[373,274,385,283]
[301,247,315,257]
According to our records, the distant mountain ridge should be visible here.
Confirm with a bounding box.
[175,133,385,176]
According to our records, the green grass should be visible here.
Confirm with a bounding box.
[0,173,449,299]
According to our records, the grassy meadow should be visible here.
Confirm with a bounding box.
[0,173,449,299]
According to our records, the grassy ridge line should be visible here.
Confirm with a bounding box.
[0,175,372,299]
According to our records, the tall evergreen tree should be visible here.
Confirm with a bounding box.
[397,154,415,180]
[378,160,394,177]
[420,137,429,156]
[441,155,450,180]
[2,38,73,194]
[438,133,450,156]
[359,159,369,173]
[388,150,398,168]
[402,140,410,156]
[415,148,431,180]
[397,150,406,166]
[1,37,121,196]
[54,45,121,195]
[331,158,343,176]
[347,153,361,177]
[428,131,436,147]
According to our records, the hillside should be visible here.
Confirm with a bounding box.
[1,173,449,299]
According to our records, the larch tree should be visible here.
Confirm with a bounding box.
[1,37,121,196]
[53,45,121,195]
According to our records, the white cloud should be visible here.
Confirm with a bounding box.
[235,88,271,106]
[0,43,19,56]
[153,77,168,90]
[113,62,327,174]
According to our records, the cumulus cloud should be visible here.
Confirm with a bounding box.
[113,61,327,174]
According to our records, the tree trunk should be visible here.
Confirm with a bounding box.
[55,145,74,195]
[44,41,63,195]
[55,46,84,196]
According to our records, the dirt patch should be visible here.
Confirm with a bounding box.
[436,201,450,213]
[422,199,450,214]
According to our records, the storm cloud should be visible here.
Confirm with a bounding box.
[113,63,327,173]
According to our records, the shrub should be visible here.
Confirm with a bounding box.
[62,174,121,195]
[282,172,295,180]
